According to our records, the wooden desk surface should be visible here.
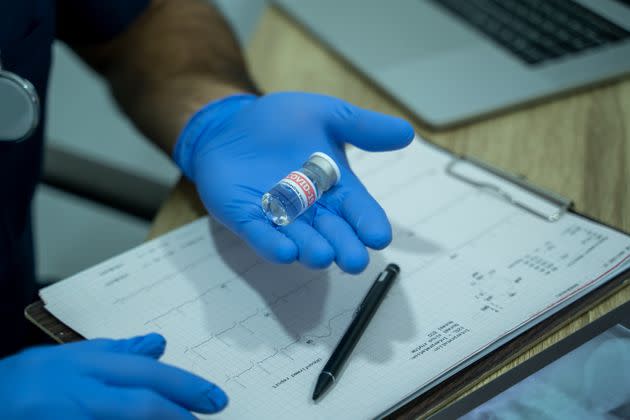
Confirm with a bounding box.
[148,5,630,418]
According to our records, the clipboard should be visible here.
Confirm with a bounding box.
[25,146,630,418]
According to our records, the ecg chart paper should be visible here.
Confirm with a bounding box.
[41,140,630,419]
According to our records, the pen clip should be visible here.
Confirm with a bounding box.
[375,271,387,283]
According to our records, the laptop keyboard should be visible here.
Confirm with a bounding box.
[432,0,630,65]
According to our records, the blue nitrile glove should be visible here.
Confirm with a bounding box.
[174,92,414,273]
[0,333,227,419]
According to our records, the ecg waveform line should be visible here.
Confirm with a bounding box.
[135,182,566,389]
[144,280,233,326]
[144,269,326,329]
[157,201,516,387]
[114,253,214,305]
[218,316,350,387]
[170,291,358,387]
[113,227,249,305]
[143,193,527,385]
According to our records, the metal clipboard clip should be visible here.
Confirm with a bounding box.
[446,155,573,222]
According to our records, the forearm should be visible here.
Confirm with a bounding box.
[76,0,258,154]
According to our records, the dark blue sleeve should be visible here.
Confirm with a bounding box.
[55,0,150,45]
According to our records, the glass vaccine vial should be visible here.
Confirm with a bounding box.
[262,152,341,226]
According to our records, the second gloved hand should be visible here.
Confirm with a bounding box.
[174,92,414,273]
[0,334,227,419]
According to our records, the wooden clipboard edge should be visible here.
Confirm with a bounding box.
[24,301,83,344]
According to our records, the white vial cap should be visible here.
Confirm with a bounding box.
[309,152,341,185]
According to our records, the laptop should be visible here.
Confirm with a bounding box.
[274,0,630,127]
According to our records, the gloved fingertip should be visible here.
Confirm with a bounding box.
[338,247,370,274]
[121,333,166,358]
[268,240,299,264]
[303,242,335,269]
[203,384,229,413]
[329,101,416,151]
[360,223,392,250]
[340,190,392,250]
[241,221,298,264]
[401,122,416,144]
[382,117,415,149]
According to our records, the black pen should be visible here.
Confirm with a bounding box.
[312,263,400,401]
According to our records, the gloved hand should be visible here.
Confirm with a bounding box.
[0,333,227,419]
[174,92,414,273]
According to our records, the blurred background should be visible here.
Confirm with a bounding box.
[36,0,266,281]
